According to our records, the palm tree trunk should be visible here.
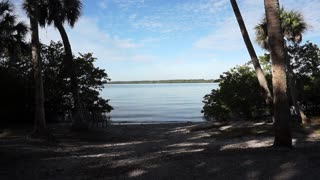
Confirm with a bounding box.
[264,0,292,147]
[230,0,273,116]
[55,22,88,130]
[29,0,47,134]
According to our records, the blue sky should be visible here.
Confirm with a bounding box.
[14,0,320,81]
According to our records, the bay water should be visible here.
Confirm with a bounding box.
[101,83,218,123]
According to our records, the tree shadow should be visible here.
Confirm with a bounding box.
[0,122,320,179]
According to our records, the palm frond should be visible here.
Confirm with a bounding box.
[255,7,308,49]
[0,0,13,15]
[254,20,269,50]
[22,0,32,18]
[62,0,82,27]
[14,21,28,38]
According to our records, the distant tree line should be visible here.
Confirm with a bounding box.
[110,79,215,84]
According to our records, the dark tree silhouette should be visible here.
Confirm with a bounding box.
[38,0,88,130]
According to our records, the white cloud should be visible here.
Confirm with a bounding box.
[113,37,141,49]
[112,0,145,9]
[124,0,230,36]
[21,16,156,67]
[193,0,265,52]
[98,0,108,9]
[193,17,243,51]
[10,0,157,67]
[131,54,157,62]
[128,14,137,21]
[179,0,229,14]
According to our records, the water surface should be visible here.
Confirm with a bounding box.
[101,83,218,123]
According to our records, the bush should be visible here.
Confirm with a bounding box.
[202,64,268,121]
[202,41,320,121]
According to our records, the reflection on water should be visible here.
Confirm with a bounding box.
[101,83,218,123]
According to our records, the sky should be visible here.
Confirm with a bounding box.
[13,0,320,81]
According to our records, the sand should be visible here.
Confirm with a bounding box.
[1,122,320,180]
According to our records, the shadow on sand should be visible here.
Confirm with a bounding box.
[1,122,320,179]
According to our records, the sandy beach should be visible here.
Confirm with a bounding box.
[1,122,320,180]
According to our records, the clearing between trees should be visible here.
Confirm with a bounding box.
[1,120,320,180]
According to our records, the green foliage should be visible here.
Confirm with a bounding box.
[41,41,71,119]
[41,41,113,121]
[203,41,320,121]
[259,53,272,75]
[75,53,113,113]
[288,42,320,115]
[202,64,268,121]
[0,41,113,124]
[290,42,320,76]
[255,7,307,50]
[202,89,229,121]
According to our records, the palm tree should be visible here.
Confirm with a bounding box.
[38,0,87,130]
[281,9,308,124]
[230,0,273,116]
[281,8,307,45]
[264,0,292,147]
[255,8,307,48]
[255,8,309,124]
[0,0,28,63]
[23,0,48,135]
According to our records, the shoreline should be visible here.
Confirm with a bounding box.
[108,80,215,84]
[109,120,204,125]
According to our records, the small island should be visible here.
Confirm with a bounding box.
[109,79,215,84]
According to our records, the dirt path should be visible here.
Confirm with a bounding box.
[1,122,320,180]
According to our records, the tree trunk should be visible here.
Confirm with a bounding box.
[55,22,88,130]
[230,0,273,111]
[29,0,47,135]
[264,0,292,147]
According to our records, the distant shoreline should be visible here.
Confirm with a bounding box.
[110,121,201,125]
[109,79,215,84]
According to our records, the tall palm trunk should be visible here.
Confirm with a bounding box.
[29,0,47,134]
[230,0,273,113]
[264,0,292,147]
[55,22,87,130]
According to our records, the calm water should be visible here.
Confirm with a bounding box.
[101,83,218,123]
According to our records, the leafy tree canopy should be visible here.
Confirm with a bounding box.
[202,41,320,121]
[0,41,113,124]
